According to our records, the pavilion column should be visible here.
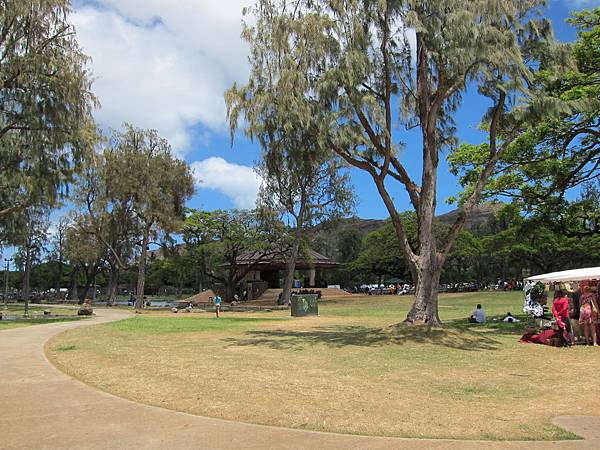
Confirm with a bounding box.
[309,268,316,287]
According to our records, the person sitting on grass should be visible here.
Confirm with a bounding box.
[469,304,486,323]
[521,325,565,346]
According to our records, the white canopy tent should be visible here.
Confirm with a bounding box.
[525,267,600,283]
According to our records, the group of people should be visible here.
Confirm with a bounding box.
[468,304,519,324]
[523,281,599,347]
[175,295,223,318]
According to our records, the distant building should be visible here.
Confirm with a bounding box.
[236,249,340,289]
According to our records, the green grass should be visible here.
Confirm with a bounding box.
[2,305,78,315]
[0,316,87,330]
[1,305,83,329]
[54,344,78,352]
[105,315,289,334]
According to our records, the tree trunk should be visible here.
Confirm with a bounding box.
[107,264,119,305]
[23,247,32,316]
[83,263,102,304]
[281,232,302,305]
[78,264,95,304]
[68,266,79,303]
[404,258,442,327]
[135,228,149,310]
[55,256,63,294]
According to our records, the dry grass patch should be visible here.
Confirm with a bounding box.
[47,292,598,440]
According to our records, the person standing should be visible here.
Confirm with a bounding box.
[214,294,222,318]
[569,285,582,343]
[579,285,599,346]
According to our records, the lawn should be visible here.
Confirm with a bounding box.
[1,305,84,330]
[46,291,599,441]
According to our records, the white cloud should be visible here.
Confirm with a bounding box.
[72,1,250,153]
[191,157,261,209]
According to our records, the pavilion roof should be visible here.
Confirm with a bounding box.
[235,248,339,268]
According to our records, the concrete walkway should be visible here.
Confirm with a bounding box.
[1,309,599,450]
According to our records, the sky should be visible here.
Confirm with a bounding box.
[67,0,599,221]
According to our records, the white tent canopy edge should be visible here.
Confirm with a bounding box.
[525,267,600,283]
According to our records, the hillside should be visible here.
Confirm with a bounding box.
[436,202,503,231]
[310,202,503,260]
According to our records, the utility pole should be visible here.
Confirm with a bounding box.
[3,258,12,310]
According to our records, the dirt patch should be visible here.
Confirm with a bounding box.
[181,290,216,305]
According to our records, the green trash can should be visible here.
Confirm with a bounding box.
[290,294,319,317]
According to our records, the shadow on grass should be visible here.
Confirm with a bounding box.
[448,315,529,336]
[223,315,527,351]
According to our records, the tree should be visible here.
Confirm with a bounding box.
[256,147,353,304]
[102,125,194,310]
[13,208,48,314]
[63,217,106,303]
[349,222,410,285]
[483,203,600,276]
[0,0,97,237]
[71,148,139,305]
[337,227,363,263]
[441,230,486,285]
[227,28,354,304]
[48,215,71,294]
[183,209,284,301]
[226,0,565,326]
[451,8,599,237]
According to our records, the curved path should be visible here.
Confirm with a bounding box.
[1,309,599,450]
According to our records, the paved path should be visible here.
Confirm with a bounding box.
[1,309,599,450]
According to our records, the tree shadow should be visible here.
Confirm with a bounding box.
[447,314,531,336]
[221,317,528,351]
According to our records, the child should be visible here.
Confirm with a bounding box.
[214,294,222,318]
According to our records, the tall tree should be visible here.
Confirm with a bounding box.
[0,0,97,237]
[337,227,364,263]
[227,0,565,325]
[256,148,353,304]
[102,125,194,310]
[13,208,48,314]
[63,217,105,303]
[48,215,70,295]
[72,149,138,305]
[227,38,354,304]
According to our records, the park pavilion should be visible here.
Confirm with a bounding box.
[236,249,340,290]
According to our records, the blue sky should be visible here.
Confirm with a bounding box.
[177,0,595,218]
[3,0,597,264]
[60,0,600,221]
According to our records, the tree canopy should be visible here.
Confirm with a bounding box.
[0,0,97,239]
[228,0,566,325]
[450,8,599,236]
[183,208,285,301]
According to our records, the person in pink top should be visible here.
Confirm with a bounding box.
[552,290,572,346]
[579,285,599,346]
